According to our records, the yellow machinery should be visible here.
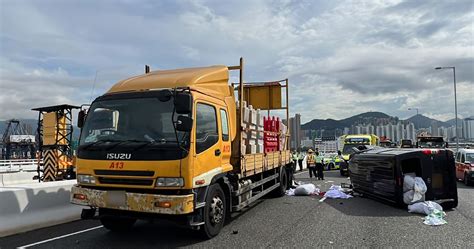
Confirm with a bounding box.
[70,58,292,238]
[32,104,79,181]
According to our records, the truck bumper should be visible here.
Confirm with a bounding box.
[70,185,194,215]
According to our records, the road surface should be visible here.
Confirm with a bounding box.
[1,170,473,248]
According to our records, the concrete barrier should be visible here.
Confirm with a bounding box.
[0,180,82,237]
[0,172,39,186]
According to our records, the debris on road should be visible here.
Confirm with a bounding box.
[408,201,447,226]
[403,174,427,204]
[408,201,443,215]
[286,183,320,196]
[423,210,447,226]
[323,185,353,199]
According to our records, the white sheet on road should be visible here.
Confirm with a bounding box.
[324,185,352,199]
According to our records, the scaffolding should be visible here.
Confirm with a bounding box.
[32,104,80,181]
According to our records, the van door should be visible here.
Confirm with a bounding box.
[193,102,222,186]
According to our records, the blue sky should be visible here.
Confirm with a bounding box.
[1,0,473,123]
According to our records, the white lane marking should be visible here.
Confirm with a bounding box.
[17,225,104,248]
[294,171,307,176]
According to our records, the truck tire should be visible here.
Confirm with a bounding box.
[271,167,288,197]
[100,216,136,232]
[201,184,226,239]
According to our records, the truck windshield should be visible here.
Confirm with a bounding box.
[342,144,360,154]
[417,138,445,148]
[79,97,186,148]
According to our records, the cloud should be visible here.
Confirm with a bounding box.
[0,0,472,123]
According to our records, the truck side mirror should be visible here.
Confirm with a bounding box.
[175,93,192,114]
[77,110,86,128]
[158,89,172,102]
[176,115,193,132]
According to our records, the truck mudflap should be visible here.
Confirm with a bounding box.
[70,185,194,215]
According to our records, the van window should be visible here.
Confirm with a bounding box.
[401,158,422,177]
[195,103,218,154]
[461,153,465,163]
[220,109,229,141]
[456,152,461,162]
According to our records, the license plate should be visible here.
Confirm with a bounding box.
[107,191,126,207]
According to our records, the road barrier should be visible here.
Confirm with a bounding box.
[0,180,82,237]
[0,172,39,186]
[0,159,42,173]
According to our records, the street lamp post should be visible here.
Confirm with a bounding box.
[408,108,419,116]
[435,66,458,150]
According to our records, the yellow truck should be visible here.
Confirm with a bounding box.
[339,134,379,176]
[70,58,292,238]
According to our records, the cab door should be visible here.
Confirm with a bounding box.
[193,102,222,186]
[219,108,233,172]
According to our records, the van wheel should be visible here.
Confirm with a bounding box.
[201,184,226,239]
[465,174,471,186]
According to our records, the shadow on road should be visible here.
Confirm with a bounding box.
[455,181,473,189]
[87,199,267,248]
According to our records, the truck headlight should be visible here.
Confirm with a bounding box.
[77,174,96,184]
[156,177,184,187]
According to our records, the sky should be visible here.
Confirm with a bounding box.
[0,0,473,123]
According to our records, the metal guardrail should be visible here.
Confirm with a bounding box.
[0,159,43,173]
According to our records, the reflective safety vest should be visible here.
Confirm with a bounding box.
[298,153,304,160]
[307,155,316,165]
[316,156,324,164]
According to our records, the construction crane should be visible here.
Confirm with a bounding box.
[1,119,36,159]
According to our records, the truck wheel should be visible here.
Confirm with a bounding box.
[271,167,288,197]
[201,184,226,239]
[100,216,136,232]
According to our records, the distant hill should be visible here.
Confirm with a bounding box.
[302,111,392,130]
[406,114,448,129]
[300,112,465,133]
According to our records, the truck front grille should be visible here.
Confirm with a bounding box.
[98,177,154,186]
[95,170,155,177]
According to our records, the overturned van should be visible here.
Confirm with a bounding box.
[349,148,458,209]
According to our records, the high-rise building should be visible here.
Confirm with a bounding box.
[376,126,383,137]
[406,122,416,141]
[343,127,350,135]
[430,121,439,136]
[289,114,302,150]
[463,118,474,141]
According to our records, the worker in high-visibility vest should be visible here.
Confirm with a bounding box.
[297,150,304,171]
[291,151,298,170]
[304,149,317,178]
[315,151,325,180]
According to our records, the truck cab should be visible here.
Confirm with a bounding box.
[416,136,448,149]
[71,61,292,238]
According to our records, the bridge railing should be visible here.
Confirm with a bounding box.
[0,159,43,173]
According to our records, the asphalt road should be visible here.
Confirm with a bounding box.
[1,170,473,248]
